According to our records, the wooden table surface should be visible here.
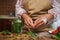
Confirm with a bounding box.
[0,32,56,40]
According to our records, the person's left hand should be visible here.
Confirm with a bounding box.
[33,14,54,29]
[33,17,47,29]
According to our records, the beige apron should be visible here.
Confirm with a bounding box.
[22,0,52,32]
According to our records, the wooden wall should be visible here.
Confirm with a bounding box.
[0,0,17,31]
[0,0,17,15]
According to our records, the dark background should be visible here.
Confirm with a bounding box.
[0,0,17,15]
[0,0,17,31]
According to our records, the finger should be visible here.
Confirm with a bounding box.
[36,21,46,28]
[34,18,40,24]
[25,20,32,29]
[33,20,43,29]
[34,19,40,26]
[25,24,32,29]
[26,19,33,28]
[29,19,34,27]
[26,18,34,27]
[35,22,44,28]
[34,19,43,27]
[25,20,29,26]
[37,20,43,25]
[34,18,42,25]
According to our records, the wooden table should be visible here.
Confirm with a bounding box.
[0,32,56,40]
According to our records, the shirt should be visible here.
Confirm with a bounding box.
[15,0,60,22]
[48,0,60,22]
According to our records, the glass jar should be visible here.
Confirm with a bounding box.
[12,17,23,33]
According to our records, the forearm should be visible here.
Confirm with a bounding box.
[21,13,28,18]
[43,14,54,21]
[15,0,27,17]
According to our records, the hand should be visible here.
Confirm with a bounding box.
[21,13,34,28]
[34,17,47,29]
[33,14,54,29]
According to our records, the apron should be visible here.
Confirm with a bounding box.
[22,0,52,32]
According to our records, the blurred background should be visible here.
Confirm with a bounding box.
[0,0,16,15]
[0,0,17,31]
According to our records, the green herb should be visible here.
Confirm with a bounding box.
[27,31,36,37]
[2,30,10,35]
[51,35,60,40]
[26,27,36,37]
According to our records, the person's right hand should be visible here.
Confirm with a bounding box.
[21,13,34,28]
